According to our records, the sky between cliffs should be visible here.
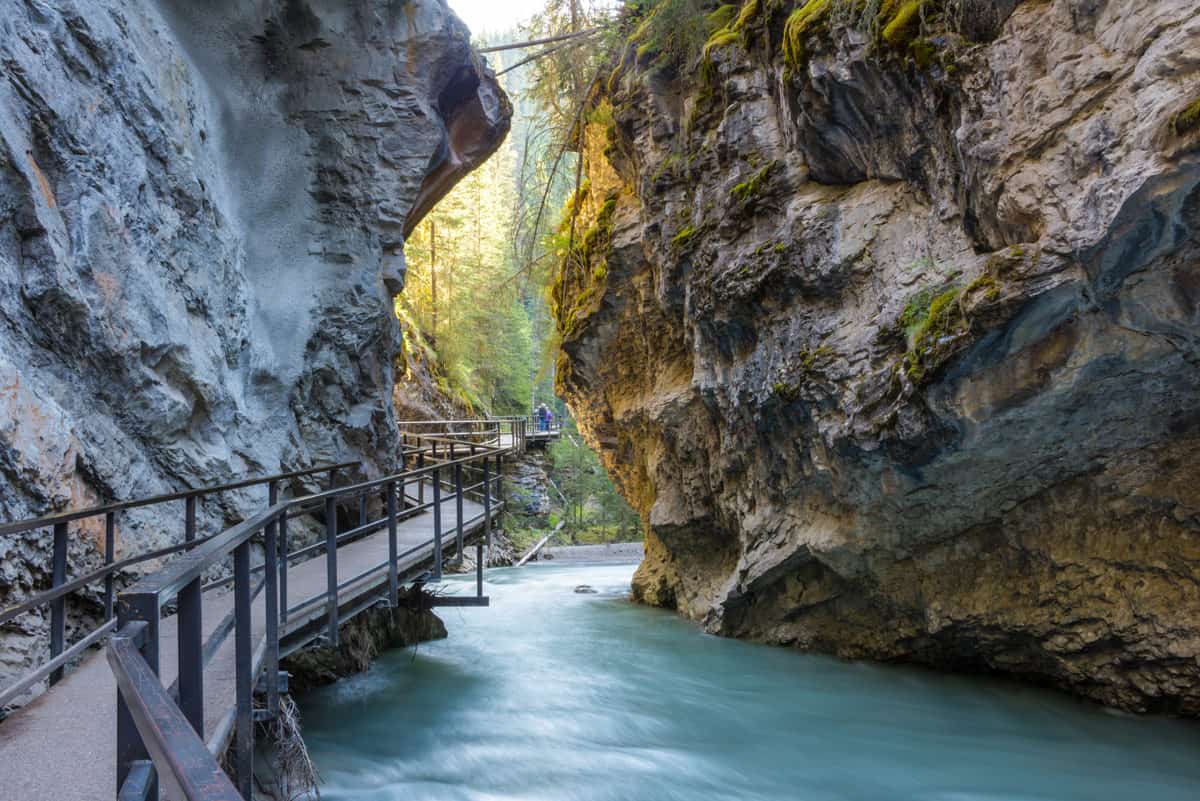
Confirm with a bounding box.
[450,0,546,36]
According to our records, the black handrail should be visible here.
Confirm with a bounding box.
[0,420,521,713]
[108,622,242,801]
[0,460,359,537]
[0,461,367,709]
[103,427,508,800]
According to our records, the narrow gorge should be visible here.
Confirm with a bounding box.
[554,0,1200,714]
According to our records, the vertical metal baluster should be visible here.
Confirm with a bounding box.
[497,455,505,516]
[455,461,464,566]
[358,491,367,532]
[327,467,337,491]
[185,495,197,543]
[418,451,426,506]
[116,591,159,798]
[279,507,290,624]
[49,522,67,685]
[264,481,280,719]
[233,539,254,800]
[483,457,492,552]
[179,495,203,736]
[325,495,339,645]
[387,480,399,608]
[432,467,442,581]
[104,512,116,622]
[476,540,484,598]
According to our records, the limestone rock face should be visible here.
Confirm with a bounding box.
[0,0,508,691]
[557,0,1200,713]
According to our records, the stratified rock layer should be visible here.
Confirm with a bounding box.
[557,0,1200,713]
[0,0,508,691]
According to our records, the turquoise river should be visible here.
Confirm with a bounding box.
[298,562,1200,801]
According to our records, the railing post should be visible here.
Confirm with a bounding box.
[476,540,484,597]
[233,539,254,800]
[497,454,505,515]
[327,467,337,491]
[418,451,426,506]
[455,461,464,566]
[178,495,203,736]
[358,491,367,531]
[177,584,204,740]
[280,506,290,624]
[185,494,197,542]
[49,521,67,685]
[432,467,443,581]
[483,456,492,551]
[264,481,280,719]
[387,480,399,608]
[116,590,159,798]
[104,511,116,621]
[325,495,339,646]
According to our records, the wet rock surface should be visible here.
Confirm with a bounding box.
[283,594,448,694]
[0,0,508,692]
[557,0,1200,713]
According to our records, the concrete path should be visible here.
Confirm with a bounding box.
[0,492,490,801]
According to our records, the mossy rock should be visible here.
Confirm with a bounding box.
[880,0,930,48]
[782,0,834,71]
[706,4,739,30]
[731,162,774,206]
[672,224,700,250]
[1173,98,1200,137]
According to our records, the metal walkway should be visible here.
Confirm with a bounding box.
[0,419,528,801]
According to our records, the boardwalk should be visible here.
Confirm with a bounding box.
[0,476,494,800]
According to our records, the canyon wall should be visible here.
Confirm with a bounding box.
[556,0,1200,713]
[0,0,508,694]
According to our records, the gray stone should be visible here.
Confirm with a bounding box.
[558,0,1200,713]
[0,0,509,701]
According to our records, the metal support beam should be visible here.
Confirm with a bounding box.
[104,512,116,622]
[177,575,203,738]
[455,462,464,566]
[483,457,492,551]
[233,540,254,800]
[476,541,484,598]
[49,522,68,685]
[264,481,280,720]
[386,480,399,608]
[325,496,339,646]
[432,467,443,581]
[279,507,289,624]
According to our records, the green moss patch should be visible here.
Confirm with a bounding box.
[731,162,774,206]
[783,0,834,71]
[1173,98,1200,137]
[671,224,700,250]
[880,0,929,48]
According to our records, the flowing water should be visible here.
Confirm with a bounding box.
[297,563,1200,801]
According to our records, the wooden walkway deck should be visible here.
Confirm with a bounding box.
[0,493,491,801]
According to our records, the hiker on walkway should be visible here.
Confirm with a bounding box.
[546,408,555,431]
[536,404,549,432]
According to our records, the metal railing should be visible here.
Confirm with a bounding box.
[400,416,529,454]
[0,460,358,710]
[0,419,520,800]
[109,433,506,800]
[526,413,563,436]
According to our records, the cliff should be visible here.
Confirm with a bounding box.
[556,0,1200,713]
[0,0,508,690]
